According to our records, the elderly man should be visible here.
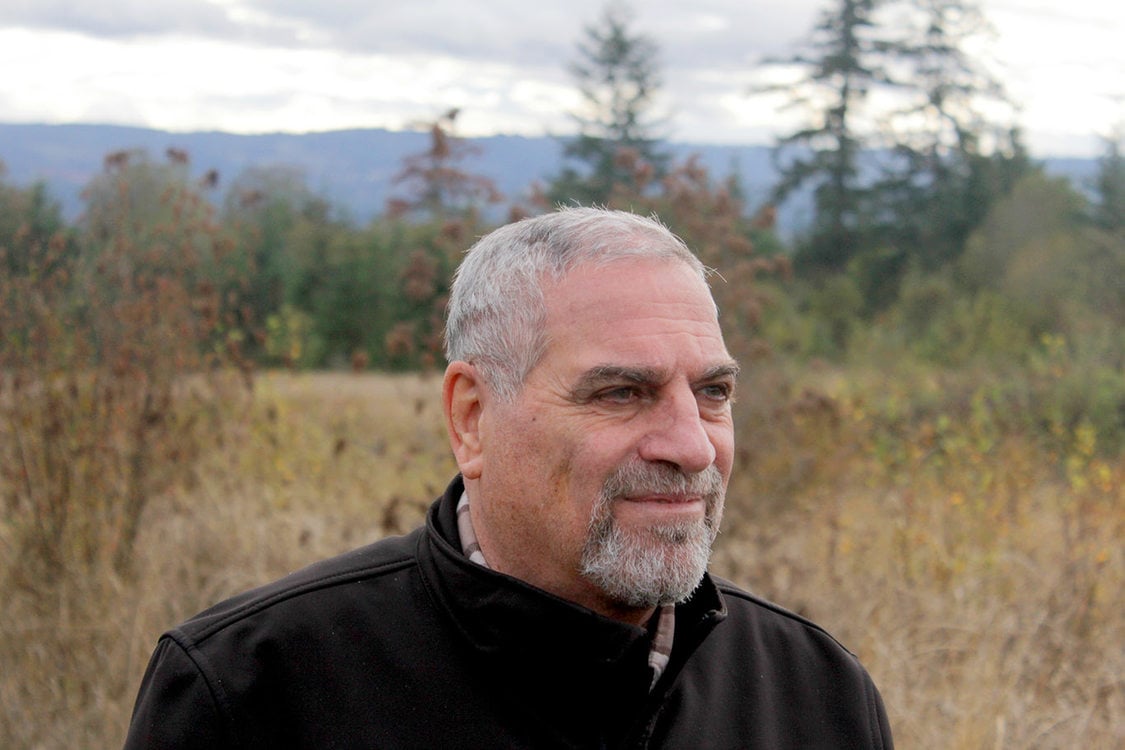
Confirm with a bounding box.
[125,207,893,748]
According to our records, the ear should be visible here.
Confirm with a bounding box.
[442,361,485,480]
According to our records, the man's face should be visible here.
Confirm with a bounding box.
[468,257,737,620]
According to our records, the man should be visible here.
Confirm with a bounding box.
[125,207,894,748]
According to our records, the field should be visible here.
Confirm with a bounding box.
[1,368,1122,748]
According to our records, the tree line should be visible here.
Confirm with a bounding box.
[1,0,1122,376]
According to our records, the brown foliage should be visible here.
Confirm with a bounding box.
[0,150,253,580]
[0,150,256,746]
[387,110,503,218]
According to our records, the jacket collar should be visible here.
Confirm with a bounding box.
[417,476,728,680]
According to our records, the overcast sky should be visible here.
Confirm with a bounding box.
[1,0,1121,156]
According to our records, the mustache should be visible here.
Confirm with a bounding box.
[601,460,724,503]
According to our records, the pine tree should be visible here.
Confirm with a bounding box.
[549,2,667,206]
[873,0,1028,270]
[1092,134,1125,233]
[756,0,893,272]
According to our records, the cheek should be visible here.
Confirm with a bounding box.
[573,428,637,473]
[497,409,581,499]
[545,435,619,516]
[711,423,736,476]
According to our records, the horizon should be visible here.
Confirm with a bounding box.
[0,119,1112,161]
[1,121,1102,238]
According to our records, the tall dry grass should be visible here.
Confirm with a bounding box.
[716,361,1123,748]
[1,371,453,747]
[1,367,1121,748]
[0,151,256,748]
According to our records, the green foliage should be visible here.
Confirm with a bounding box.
[958,173,1084,290]
[264,304,315,366]
[805,276,865,357]
[870,0,1024,274]
[1091,134,1125,233]
[846,244,909,313]
[301,241,384,367]
[375,217,487,370]
[949,172,1125,351]
[220,164,326,349]
[1069,227,1125,326]
[873,133,1033,279]
[911,288,1032,363]
[1029,332,1125,452]
[0,166,69,274]
[219,170,421,370]
[765,163,1124,409]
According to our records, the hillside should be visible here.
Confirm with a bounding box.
[0,122,1097,235]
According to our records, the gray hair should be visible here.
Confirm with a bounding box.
[444,206,710,402]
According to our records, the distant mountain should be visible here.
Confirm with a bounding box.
[1,123,520,223]
[0,123,795,232]
[0,123,1099,237]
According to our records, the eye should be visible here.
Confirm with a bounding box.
[596,385,644,405]
[697,383,733,403]
[594,384,657,407]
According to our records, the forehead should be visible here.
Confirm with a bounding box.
[539,258,729,373]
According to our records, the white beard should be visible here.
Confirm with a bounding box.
[579,461,724,608]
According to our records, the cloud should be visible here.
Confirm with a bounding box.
[0,0,823,79]
[0,0,241,40]
[0,0,1114,154]
[12,0,817,68]
[241,0,594,64]
[649,1,821,68]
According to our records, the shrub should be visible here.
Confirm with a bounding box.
[0,151,251,581]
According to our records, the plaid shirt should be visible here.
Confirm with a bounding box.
[456,492,674,690]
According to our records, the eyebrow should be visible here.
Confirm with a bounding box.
[570,366,661,399]
[569,361,740,400]
[698,362,741,383]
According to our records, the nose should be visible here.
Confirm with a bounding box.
[637,386,717,474]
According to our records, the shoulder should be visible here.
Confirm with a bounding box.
[703,575,881,692]
[667,578,894,748]
[711,575,861,658]
[126,529,434,748]
[171,528,423,646]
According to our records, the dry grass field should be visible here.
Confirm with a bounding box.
[1,369,1122,748]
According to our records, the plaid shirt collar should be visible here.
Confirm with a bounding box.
[456,491,674,691]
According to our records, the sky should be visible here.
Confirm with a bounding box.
[0,0,1121,157]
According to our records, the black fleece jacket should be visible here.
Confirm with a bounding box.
[124,477,893,749]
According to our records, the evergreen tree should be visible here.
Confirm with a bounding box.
[1092,133,1125,233]
[873,0,1028,271]
[549,2,667,206]
[0,162,70,275]
[755,0,1032,317]
[756,0,893,272]
[220,165,331,360]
